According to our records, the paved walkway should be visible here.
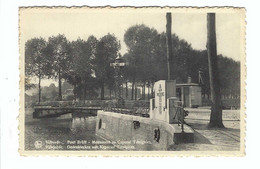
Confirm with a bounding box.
[169,108,241,151]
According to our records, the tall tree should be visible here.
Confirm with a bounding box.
[46,34,72,101]
[123,23,239,103]
[122,53,136,100]
[166,13,176,80]
[94,34,120,100]
[124,24,160,97]
[71,38,95,102]
[64,36,98,101]
[218,55,240,98]
[207,13,224,128]
[25,77,35,90]
[25,38,50,102]
[87,35,98,60]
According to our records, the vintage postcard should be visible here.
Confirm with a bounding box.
[19,7,246,156]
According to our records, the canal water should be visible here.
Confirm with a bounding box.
[24,108,117,150]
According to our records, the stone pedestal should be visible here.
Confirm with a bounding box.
[148,80,194,143]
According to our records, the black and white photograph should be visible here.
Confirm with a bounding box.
[19,7,245,156]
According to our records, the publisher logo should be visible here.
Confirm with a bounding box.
[34,141,42,149]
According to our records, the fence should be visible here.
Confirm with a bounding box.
[202,98,240,109]
[101,100,150,118]
[34,100,151,117]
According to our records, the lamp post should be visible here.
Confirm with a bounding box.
[110,55,126,108]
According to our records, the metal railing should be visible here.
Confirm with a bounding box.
[101,100,150,118]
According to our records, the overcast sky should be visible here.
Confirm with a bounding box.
[20,8,243,61]
[20,8,243,86]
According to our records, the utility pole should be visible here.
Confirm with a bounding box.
[166,12,176,80]
[207,13,224,128]
[110,55,126,108]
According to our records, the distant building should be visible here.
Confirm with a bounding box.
[176,82,202,108]
[62,89,74,100]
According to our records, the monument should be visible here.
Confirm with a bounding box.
[150,80,182,124]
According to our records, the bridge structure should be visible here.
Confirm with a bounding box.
[33,106,102,118]
[32,100,150,119]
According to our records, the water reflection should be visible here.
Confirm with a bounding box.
[25,109,115,150]
[71,116,96,137]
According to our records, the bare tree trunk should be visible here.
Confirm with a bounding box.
[78,85,82,101]
[131,77,135,100]
[114,89,117,99]
[38,76,41,103]
[73,83,76,101]
[142,83,145,100]
[151,83,154,98]
[166,13,176,80]
[207,13,224,128]
[58,68,62,101]
[101,82,105,100]
[148,85,150,100]
[143,83,146,100]
[83,81,86,104]
[125,81,128,99]
[109,89,112,100]
[134,84,137,100]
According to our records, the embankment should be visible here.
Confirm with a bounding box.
[96,110,194,150]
